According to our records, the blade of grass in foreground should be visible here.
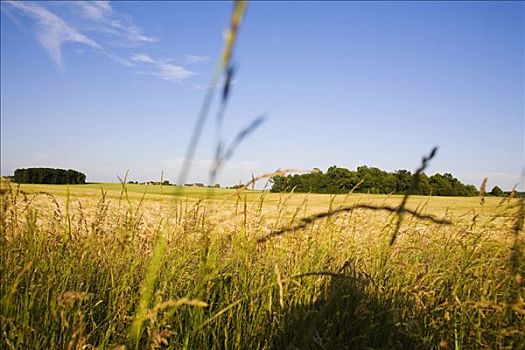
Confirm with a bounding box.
[128,1,248,347]
[128,226,167,348]
[176,0,247,188]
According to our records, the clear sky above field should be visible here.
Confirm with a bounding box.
[1,1,523,189]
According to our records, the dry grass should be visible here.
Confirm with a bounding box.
[1,181,523,349]
[4,1,521,348]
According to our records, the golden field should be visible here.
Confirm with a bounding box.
[1,181,523,349]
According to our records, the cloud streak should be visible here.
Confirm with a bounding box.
[185,54,210,64]
[75,1,112,21]
[73,1,157,43]
[6,1,101,67]
[4,1,195,82]
[131,53,194,81]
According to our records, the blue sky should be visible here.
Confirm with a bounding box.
[1,1,523,190]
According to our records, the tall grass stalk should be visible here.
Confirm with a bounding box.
[2,180,523,349]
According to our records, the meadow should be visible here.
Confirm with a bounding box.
[1,181,523,349]
[2,0,523,348]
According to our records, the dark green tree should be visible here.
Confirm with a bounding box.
[13,168,86,184]
[490,186,504,197]
[271,166,477,197]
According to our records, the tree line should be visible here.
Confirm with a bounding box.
[270,165,494,196]
[13,168,86,185]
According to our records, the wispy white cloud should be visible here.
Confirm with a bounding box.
[72,1,157,43]
[153,62,193,81]
[131,53,194,81]
[6,1,101,67]
[108,19,158,43]
[75,1,112,21]
[106,52,133,67]
[185,54,210,64]
[4,1,193,82]
[130,53,155,64]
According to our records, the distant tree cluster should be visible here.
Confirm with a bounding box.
[490,186,504,197]
[13,168,86,185]
[125,181,221,188]
[270,166,480,196]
